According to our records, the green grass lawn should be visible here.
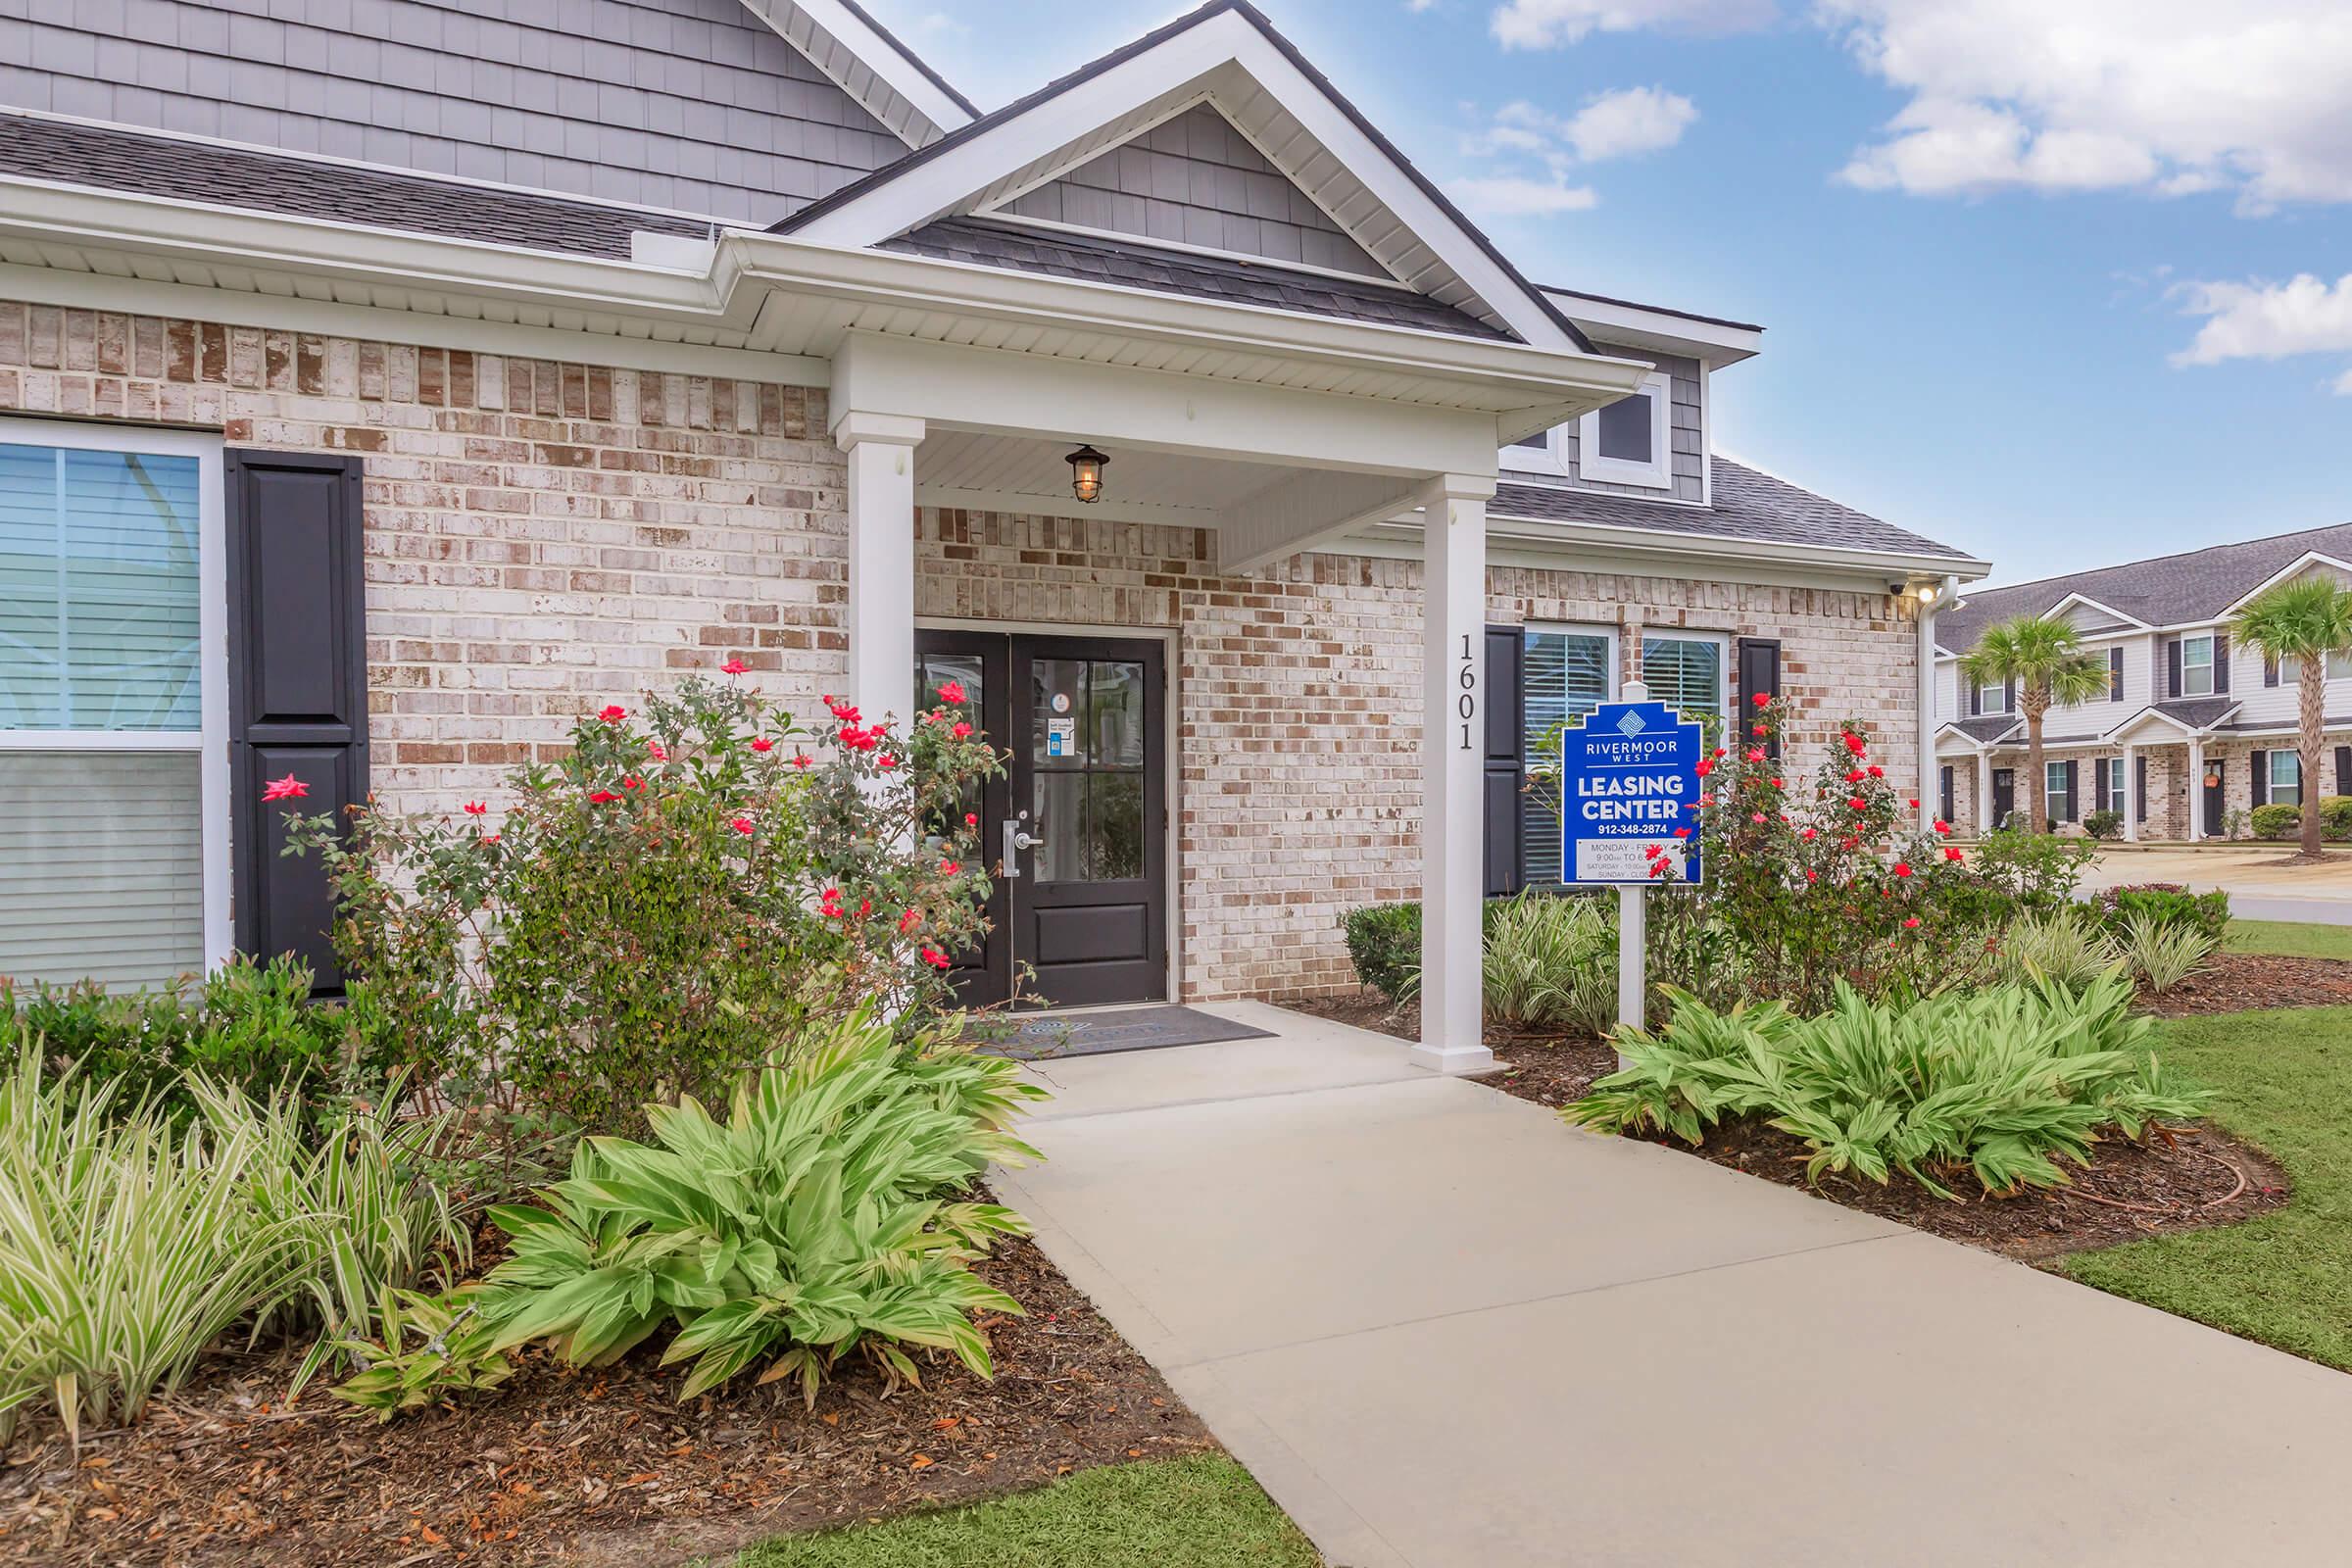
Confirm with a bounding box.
[725,1455,1320,1568]
[2065,1005,2352,1370]
[2226,918,2352,961]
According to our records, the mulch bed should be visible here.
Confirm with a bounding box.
[1286,988,2293,1265]
[2134,951,2352,1015]
[0,1237,1212,1568]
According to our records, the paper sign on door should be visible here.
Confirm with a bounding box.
[1047,716,1076,759]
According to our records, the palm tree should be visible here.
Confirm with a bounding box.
[2234,575,2352,860]
[1959,614,2110,834]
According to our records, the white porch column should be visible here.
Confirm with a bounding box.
[2122,744,2140,842]
[1415,475,1496,1076]
[1915,584,1940,835]
[1977,751,1994,835]
[834,412,925,728]
[2187,737,2205,843]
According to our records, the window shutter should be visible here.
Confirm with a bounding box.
[2265,655,2279,688]
[1483,624,1526,897]
[2110,646,2124,701]
[2167,638,2182,699]
[1969,680,1981,716]
[2250,750,2267,808]
[2336,745,2351,797]
[2135,754,2148,820]
[2062,759,2080,822]
[2214,632,2230,693]
[227,450,368,996]
[1735,638,1782,759]
[1939,764,1954,826]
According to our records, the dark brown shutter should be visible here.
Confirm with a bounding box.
[1735,637,1782,760]
[2062,759,2080,822]
[2167,638,2182,698]
[2336,745,2351,797]
[2250,750,2268,808]
[2214,632,2230,693]
[1483,624,1525,896]
[2265,655,2279,688]
[1969,679,1981,716]
[2135,754,2148,820]
[2110,646,2125,701]
[1938,764,1954,825]
[227,450,368,995]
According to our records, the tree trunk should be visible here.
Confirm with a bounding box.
[2302,656,2327,858]
[2025,698,2048,835]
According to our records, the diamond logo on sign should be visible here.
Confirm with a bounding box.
[1615,710,1647,738]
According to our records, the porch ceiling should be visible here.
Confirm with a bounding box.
[915,428,1290,528]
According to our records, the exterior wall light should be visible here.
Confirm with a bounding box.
[1065,444,1109,504]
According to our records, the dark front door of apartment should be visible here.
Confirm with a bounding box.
[2204,768,2227,836]
[915,630,1167,1009]
[1991,768,2016,829]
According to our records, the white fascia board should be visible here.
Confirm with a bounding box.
[1543,289,1762,366]
[727,232,1649,413]
[742,0,976,143]
[785,8,1582,351]
[2045,590,2151,628]
[1476,506,1992,580]
[2219,551,2352,616]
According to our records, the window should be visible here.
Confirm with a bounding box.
[1577,370,1674,489]
[1500,424,1568,478]
[2271,750,2303,808]
[2278,651,2352,681]
[2045,760,2073,823]
[0,423,226,989]
[1977,680,2010,714]
[2099,757,2127,816]
[1520,626,1615,885]
[1642,633,1726,725]
[2180,634,2216,696]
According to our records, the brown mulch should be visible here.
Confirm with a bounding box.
[0,1237,1212,1568]
[2133,951,2352,1015]
[1286,988,2292,1266]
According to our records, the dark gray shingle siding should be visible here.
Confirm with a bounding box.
[879,217,1513,340]
[0,112,710,257]
[1494,455,1974,562]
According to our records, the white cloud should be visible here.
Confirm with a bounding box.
[1562,86,1701,161]
[1451,173,1601,216]
[1818,1,2352,208]
[1492,0,1775,49]
[2170,273,2352,391]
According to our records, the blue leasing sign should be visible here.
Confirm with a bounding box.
[1558,701,1706,885]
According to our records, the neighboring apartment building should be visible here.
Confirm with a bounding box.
[0,0,1984,1074]
[1935,524,2352,840]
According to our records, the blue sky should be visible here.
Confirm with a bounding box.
[863,0,2352,588]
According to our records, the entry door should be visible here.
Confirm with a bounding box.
[1991,768,2016,829]
[915,631,1167,1008]
[2203,770,2226,835]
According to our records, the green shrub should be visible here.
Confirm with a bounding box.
[285,675,1001,1139]
[1563,973,2206,1199]
[2082,808,2124,842]
[330,1286,513,1422]
[3,955,361,1126]
[1482,893,1613,1031]
[1968,827,2095,913]
[2325,796,2352,842]
[2252,803,2302,841]
[474,1008,1043,1408]
[2092,884,2230,945]
[1340,903,1421,1003]
[1999,910,2125,992]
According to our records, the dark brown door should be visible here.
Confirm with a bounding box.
[914,630,1168,1008]
[2204,770,2226,835]
[1991,768,2016,829]
[1008,635,1167,1006]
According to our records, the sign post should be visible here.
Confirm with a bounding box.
[1556,678,1705,1042]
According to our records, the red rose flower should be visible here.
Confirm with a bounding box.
[648,742,666,761]
[720,658,748,676]
[1751,812,1767,824]
[261,773,309,803]
[599,705,627,723]
[1800,827,1818,841]
[1842,731,1867,756]
[463,800,488,816]
[1944,846,1964,862]
[751,736,774,753]
[952,721,974,739]
[1805,869,1819,882]
[938,679,966,705]
[964,812,979,827]
[1751,723,1767,737]
[1673,826,1691,838]
[1935,820,1951,835]
[793,753,812,768]
[899,909,921,933]
[623,775,645,792]
[1694,759,1715,778]
[731,815,754,835]
[1845,768,1865,783]
[1745,748,1765,763]
[1867,764,1885,779]
[1893,861,1912,878]
[1848,797,1867,811]
[1903,916,1922,930]
[940,859,960,875]
[877,754,899,770]
[920,945,952,969]
[1752,691,1771,707]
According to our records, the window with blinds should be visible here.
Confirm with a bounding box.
[1642,634,1726,725]
[1521,628,1612,885]
[0,437,208,989]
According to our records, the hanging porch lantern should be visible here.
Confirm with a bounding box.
[1065,444,1109,504]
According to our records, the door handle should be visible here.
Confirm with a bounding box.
[1001,813,1039,877]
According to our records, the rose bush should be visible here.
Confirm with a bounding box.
[284,670,1001,1139]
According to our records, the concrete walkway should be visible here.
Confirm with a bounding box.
[2085,845,2352,924]
[993,1002,2352,1567]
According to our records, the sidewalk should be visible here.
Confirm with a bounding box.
[995,1002,2352,1567]
[2085,845,2352,923]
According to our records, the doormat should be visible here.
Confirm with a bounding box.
[970,1005,1276,1061]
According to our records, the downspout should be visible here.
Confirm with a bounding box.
[1917,575,1956,835]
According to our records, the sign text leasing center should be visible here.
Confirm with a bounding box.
[1559,701,1704,886]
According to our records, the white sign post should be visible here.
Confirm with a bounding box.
[1555,677,1705,1054]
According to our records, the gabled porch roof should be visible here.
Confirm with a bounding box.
[2106,698,2241,742]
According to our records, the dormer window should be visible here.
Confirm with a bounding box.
[1501,425,1568,478]
[1578,370,1673,489]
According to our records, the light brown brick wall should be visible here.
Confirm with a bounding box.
[3,299,1927,1003]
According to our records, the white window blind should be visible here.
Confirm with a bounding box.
[1,435,212,991]
[1642,634,1725,721]
[1522,628,1612,885]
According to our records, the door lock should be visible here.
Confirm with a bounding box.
[1001,811,1039,877]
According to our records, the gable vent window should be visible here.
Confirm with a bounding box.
[1578,370,1674,490]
